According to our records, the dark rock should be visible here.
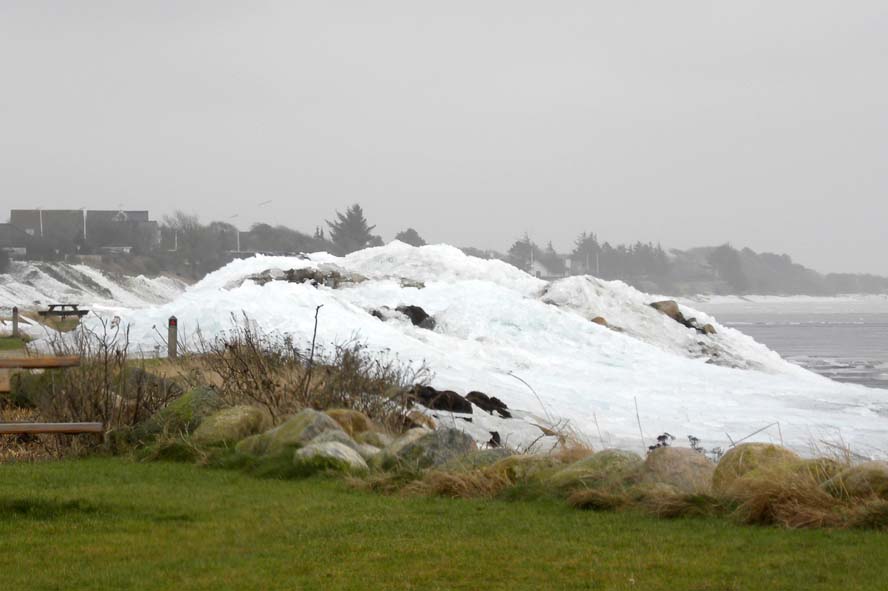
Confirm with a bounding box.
[410,385,472,414]
[488,431,502,448]
[650,300,716,335]
[396,305,436,330]
[281,264,366,288]
[591,316,608,327]
[466,391,512,418]
[394,428,478,469]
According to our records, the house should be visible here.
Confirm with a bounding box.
[8,209,160,254]
[529,254,571,280]
[0,223,32,257]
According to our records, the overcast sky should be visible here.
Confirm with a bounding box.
[1,2,886,274]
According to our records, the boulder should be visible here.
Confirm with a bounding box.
[650,300,684,323]
[405,410,437,430]
[443,448,514,471]
[192,405,272,446]
[489,454,561,483]
[396,305,436,330]
[465,391,512,419]
[307,429,379,460]
[325,409,374,436]
[641,447,715,494]
[143,387,223,436]
[295,442,368,472]
[355,444,382,461]
[284,264,365,288]
[387,428,432,456]
[394,428,477,469]
[410,385,472,414]
[370,306,403,322]
[590,316,608,327]
[794,458,845,484]
[240,408,345,456]
[650,300,719,335]
[825,461,888,500]
[235,433,266,456]
[548,449,644,491]
[309,429,360,449]
[355,430,394,449]
[712,443,800,493]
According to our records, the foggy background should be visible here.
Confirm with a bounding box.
[1,1,886,274]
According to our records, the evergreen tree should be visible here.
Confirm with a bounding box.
[507,234,547,272]
[708,243,748,293]
[394,228,426,247]
[326,204,377,254]
[570,231,601,275]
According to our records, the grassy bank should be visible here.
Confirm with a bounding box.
[0,458,885,590]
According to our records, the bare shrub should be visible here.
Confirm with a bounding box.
[30,320,180,430]
[195,314,430,431]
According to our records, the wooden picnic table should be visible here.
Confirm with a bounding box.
[37,304,89,318]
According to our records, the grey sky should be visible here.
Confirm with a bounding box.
[2,2,886,274]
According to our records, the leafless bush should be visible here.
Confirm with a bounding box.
[194,313,430,431]
[26,319,180,433]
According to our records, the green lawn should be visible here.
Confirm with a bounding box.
[0,458,885,590]
[0,336,26,351]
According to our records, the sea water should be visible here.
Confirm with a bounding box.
[719,312,888,390]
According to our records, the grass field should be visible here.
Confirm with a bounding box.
[0,336,27,351]
[0,459,885,590]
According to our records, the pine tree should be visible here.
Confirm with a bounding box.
[394,228,426,247]
[326,204,377,254]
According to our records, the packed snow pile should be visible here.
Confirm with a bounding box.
[0,261,186,311]
[43,243,888,458]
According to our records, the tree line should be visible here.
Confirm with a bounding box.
[6,202,886,295]
[107,205,888,294]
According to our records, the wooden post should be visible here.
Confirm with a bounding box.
[168,316,178,359]
[11,306,19,338]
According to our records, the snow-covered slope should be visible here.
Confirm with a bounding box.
[0,261,186,311]
[46,243,888,457]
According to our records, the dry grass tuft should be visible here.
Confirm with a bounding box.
[403,469,514,499]
[726,466,846,528]
[550,443,595,465]
[567,489,629,512]
[346,469,423,495]
[639,492,724,519]
[848,499,888,530]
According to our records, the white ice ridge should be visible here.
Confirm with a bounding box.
[22,242,888,457]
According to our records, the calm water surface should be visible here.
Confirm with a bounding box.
[715,312,888,390]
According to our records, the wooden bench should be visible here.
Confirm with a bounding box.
[0,356,81,394]
[0,354,99,436]
[37,304,89,319]
[0,356,81,369]
[0,422,104,435]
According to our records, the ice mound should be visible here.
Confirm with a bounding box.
[49,242,888,458]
